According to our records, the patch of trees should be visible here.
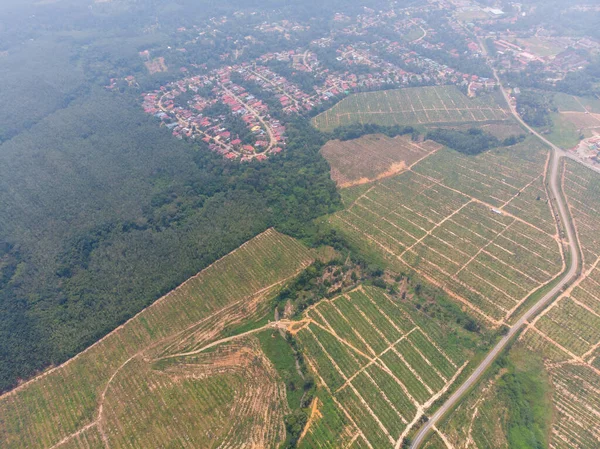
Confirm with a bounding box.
[516,91,554,128]
[495,354,551,449]
[426,128,518,155]
[330,123,417,141]
[556,70,598,97]
[281,332,317,448]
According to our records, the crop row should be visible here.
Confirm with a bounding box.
[548,364,600,449]
[56,426,104,449]
[412,142,547,208]
[297,391,354,449]
[536,297,600,356]
[312,86,509,132]
[502,178,556,235]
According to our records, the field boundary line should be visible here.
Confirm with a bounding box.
[302,356,374,449]
[48,422,98,449]
[325,299,379,357]
[359,286,410,336]
[454,220,515,276]
[363,370,409,424]
[404,263,501,326]
[395,362,468,449]
[529,254,600,327]
[413,169,558,238]
[344,432,362,449]
[390,345,434,395]
[157,260,313,355]
[406,339,448,383]
[346,184,377,209]
[347,206,418,245]
[411,329,458,369]
[360,195,433,233]
[434,426,454,449]
[399,200,474,259]
[310,319,374,361]
[499,173,544,209]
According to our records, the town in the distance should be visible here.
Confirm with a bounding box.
[104,0,600,162]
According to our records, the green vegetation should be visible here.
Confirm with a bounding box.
[258,331,307,410]
[329,123,417,142]
[426,127,524,155]
[544,113,581,149]
[516,91,554,128]
[496,350,552,449]
[296,285,485,447]
[328,139,562,323]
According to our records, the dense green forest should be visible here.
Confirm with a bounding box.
[426,128,523,155]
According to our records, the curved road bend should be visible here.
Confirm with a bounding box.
[409,70,581,448]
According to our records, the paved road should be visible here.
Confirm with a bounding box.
[410,68,581,449]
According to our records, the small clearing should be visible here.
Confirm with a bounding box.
[145,57,168,74]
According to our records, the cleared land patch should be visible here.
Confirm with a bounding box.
[0,229,315,449]
[297,286,475,448]
[321,134,441,188]
[328,139,562,325]
[144,57,168,74]
[312,86,511,132]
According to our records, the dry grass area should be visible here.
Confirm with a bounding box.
[328,139,563,325]
[0,229,315,449]
[321,134,441,188]
[145,57,168,74]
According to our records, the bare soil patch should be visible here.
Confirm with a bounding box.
[321,134,440,188]
[145,57,168,74]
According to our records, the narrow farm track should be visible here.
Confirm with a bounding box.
[409,56,582,449]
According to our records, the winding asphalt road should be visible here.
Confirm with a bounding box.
[409,67,581,448]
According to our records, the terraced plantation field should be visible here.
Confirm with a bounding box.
[329,139,563,325]
[0,229,316,449]
[321,134,442,188]
[510,160,600,449]
[296,286,478,448]
[312,86,510,132]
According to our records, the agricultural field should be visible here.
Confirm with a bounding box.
[439,159,600,449]
[328,138,563,325]
[320,134,441,188]
[0,229,316,449]
[312,86,511,132]
[295,285,480,448]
